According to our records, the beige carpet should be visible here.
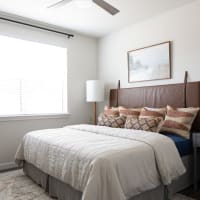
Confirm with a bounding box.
[0,170,196,200]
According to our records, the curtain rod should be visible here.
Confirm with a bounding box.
[0,17,74,38]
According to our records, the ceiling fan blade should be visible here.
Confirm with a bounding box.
[92,0,119,15]
[47,0,73,8]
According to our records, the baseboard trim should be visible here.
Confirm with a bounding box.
[0,162,18,172]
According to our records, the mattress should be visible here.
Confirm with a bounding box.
[164,133,193,157]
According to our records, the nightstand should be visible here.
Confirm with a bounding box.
[193,133,200,191]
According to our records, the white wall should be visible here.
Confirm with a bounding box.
[98,0,200,107]
[0,20,97,168]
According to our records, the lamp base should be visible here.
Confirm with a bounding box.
[93,102,97,125]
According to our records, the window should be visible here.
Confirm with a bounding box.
[0,35,68,116]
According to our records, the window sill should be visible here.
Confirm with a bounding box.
[0,113,71,122]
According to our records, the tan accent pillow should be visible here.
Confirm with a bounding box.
[104,105,119,111]
[119,106,141,117]
[160,105,200,139]
[139,107,166,120]
[98,113,126,128]
[104,105,119,116]
[104,110,119,117]
[125,116,161,132]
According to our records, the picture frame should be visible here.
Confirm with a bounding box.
[127,41,171,83]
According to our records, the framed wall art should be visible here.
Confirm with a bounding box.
[127,41,171,83]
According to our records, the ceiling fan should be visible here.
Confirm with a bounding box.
[47,0,120,15]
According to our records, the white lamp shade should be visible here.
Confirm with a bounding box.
[86,80,104,102]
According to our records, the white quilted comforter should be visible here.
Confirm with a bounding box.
[15,124,185,200]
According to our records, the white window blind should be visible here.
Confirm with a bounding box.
[0,35,68,116]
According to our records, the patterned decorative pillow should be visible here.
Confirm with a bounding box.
[139,107,166,120]
[125,117,161,132]
[98,113,126,128]
[119,106,141,117]
[160,105,200,139]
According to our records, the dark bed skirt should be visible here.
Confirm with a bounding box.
[23,162,82,200]
[23,155,194,200]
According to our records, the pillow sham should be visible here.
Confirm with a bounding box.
[98,113,126,128]
[160,105,200,139]
[139,107,166,120]
[125,116,161,132]
[119,106,141,117]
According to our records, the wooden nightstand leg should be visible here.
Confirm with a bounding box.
[194,147,197,191]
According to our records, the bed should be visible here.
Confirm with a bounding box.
[15,81,200,200]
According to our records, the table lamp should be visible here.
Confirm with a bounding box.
[86,80,104,125]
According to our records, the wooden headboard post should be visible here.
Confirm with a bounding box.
[116,80,121,107]
[184,71,188,108]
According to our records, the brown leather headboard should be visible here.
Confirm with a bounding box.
[110,81,200,132]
